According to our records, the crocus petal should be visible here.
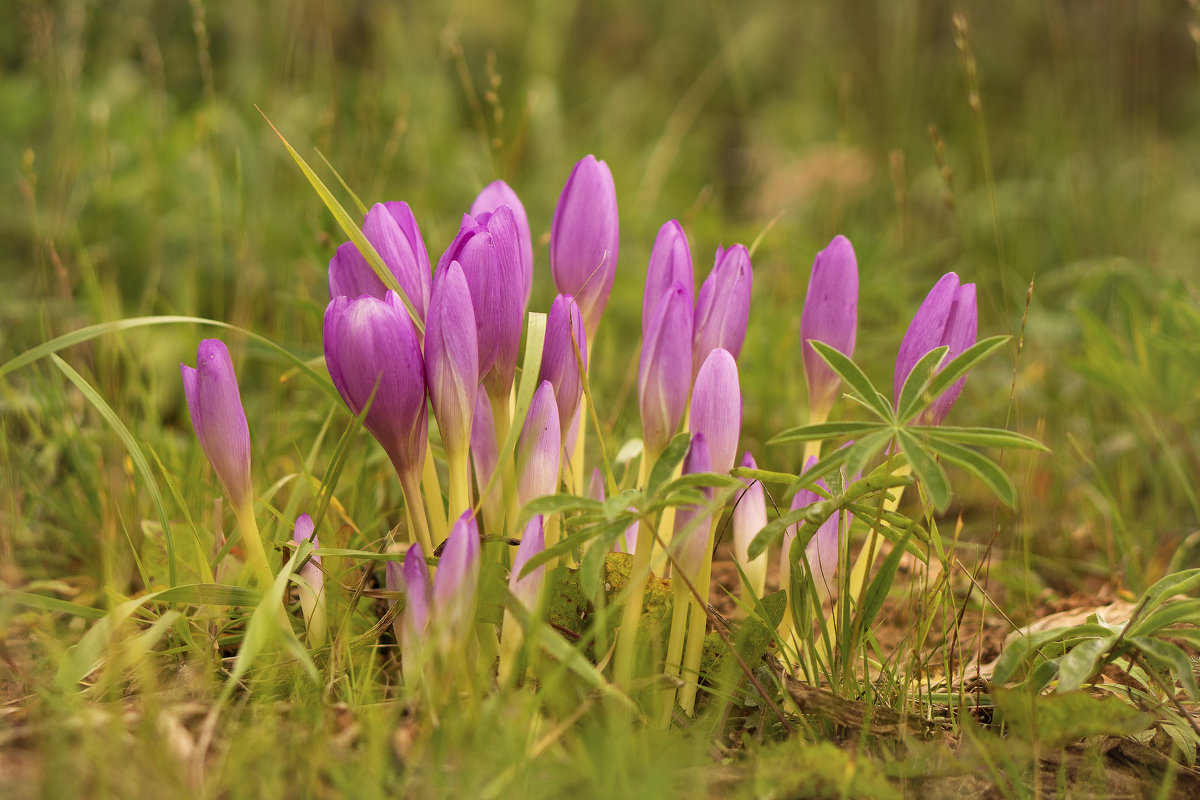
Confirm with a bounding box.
[692,244,752,378]
[538,294,588,443]
[689,348,741,475]
[510,515,547,611]
[425,261,478,457]
[673,433,714,581]
[516,381,561,507]
[470,181,533,307]
[642,220,694,340]
[469,391,502,527]
[638,282,693,456]
[328,202,431,322]
[550,155,620,340]
[801,235,858,420]
[401,543,433,662]
[292,513,322,582]
[323,291,428,479]
[181,339,252,508]
[732,452,768,597]
[894,272,959,406]
[433,511,481,634]
[924,282,977,425]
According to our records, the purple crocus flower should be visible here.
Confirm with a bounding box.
[434,511,481,637]
[801,235,858,421]
[181,339,253,508]
[642,220,694,340]
[639,282,693,457]
[470,180,533,307]
[328,201,431,321]
[438,207,525,396]
[894,273,978,425]
[732,452,768,597]
[550,155,619,340]
[689,348,741,475]
[510,515,547,612]
[516,381,561,507]
[673,433,715,582]
[537,294,588,444]
[323,291,428,480]
[395,543,432,680]
[692,244,752,380]
[425,261,478,459]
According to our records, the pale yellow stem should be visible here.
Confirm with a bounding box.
[233,500,274,592]
[612,452,656,689]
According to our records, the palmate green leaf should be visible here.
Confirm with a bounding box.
[767,421,887,446]
[911,335,1010,422]
[747,507,810,561]
[927,425,1049,451]
[51,355,177,587]
[896,345,949,422]
[896,428,950,512]
[1128,635,1200,700]
[1,316,337,402]
[843,429,893,485]
[781,446,852,500]
[923,436,1017,508]
[807,341,894,422]
[648,431,692,495]
[261,110,424,334]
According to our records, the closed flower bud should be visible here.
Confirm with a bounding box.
[510,515,547,612]
[732,452,768,597]
[537,294,588,443]
[181,339,253,508]
[438,208,525,397]
[328,201,431,322]
[693,244,752,379]
[642,220,694,340]
[894,273,978,425]
[434,511,481,637]
[550,155,619,340]
[425,261,478,458]
[638,282,693,457]
[470,181,533,308]
[689,348,741,475]
[801,235,858,421]
[516,381,561,507]
[323,291,428,480]
[673,433,714,581]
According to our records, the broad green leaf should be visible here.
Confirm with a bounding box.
[808,341,894,422]
[52,355,177,586]
[1054,634,1112,692]
[1142,567,1200,610]
[924,437,1017,508]
[896,428,950,511]
[767,421,887,446]
[993,688,1154,747]
[929,425,1049,451]
[1129,598,1200,638]
[896,346,949,422]
[1127,636,1200,700]
[990,624,1115,686]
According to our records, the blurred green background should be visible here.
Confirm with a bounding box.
[3,0,1199,600]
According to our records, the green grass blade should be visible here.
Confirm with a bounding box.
[5,590,107,620]
[51,354,178,587]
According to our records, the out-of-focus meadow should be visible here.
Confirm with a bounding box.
[2,1,1200,796]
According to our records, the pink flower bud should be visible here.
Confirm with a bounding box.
[689,348,741,475]
[425,261,478,457]
[894,273,978,425]
[510,515,547,611]
[801,235,858,420]
[550,155,619,340]
[642,220,693,340]
[470,181,533,308]
[434,511,481,636]
[638,282,693,456]
[537,294,588,443]
[328,201,431,321]
[732,452,768,596]
[516,381,561,507]
[693,244,752,379]
[673,433,714,581]
[181,339,253,508]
